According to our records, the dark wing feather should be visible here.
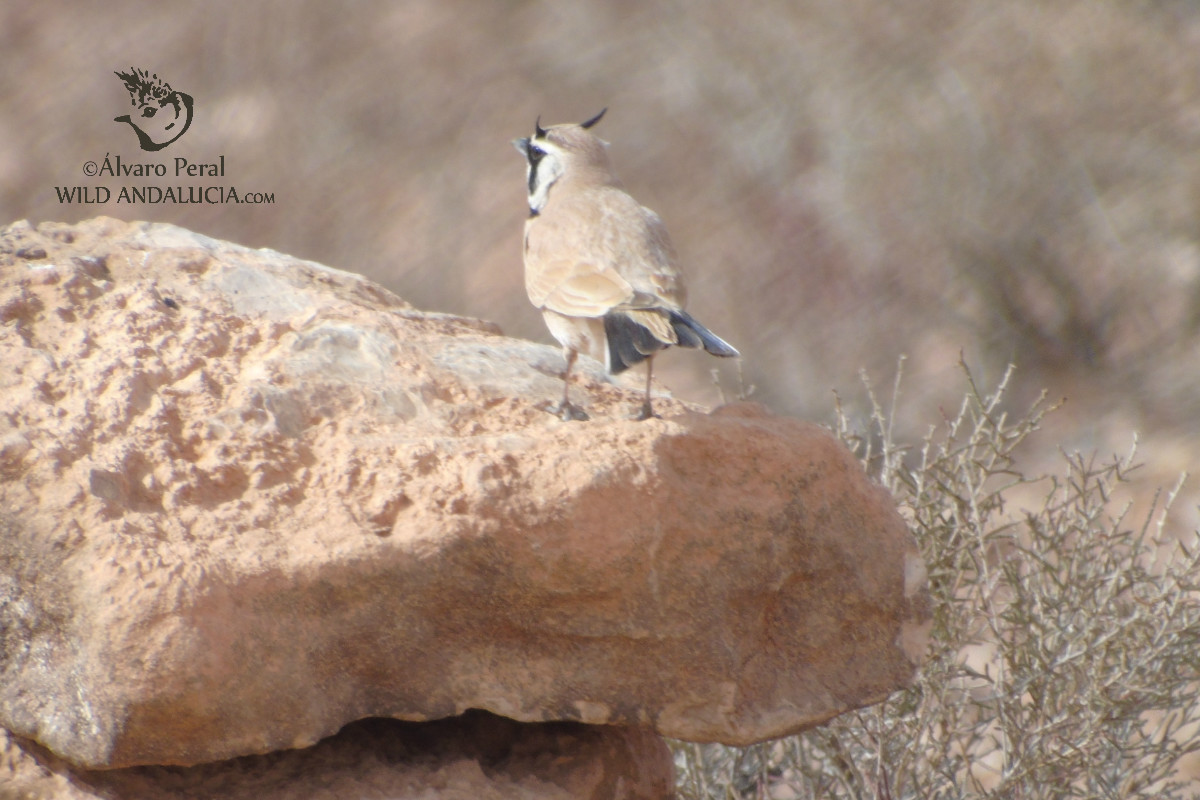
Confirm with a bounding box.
[605,313,668,372]
[604,309,738,373]
[669,310,739,357]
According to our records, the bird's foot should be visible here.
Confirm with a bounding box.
[633,400,660,421]
[553,400,590,422]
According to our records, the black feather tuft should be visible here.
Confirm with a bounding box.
[580,107,608,130]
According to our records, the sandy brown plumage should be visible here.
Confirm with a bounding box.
[514,110,738,420]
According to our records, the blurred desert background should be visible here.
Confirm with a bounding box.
[2,0,1198,529]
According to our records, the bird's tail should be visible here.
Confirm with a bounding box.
[668,310,740,358]
[605,309,739,373]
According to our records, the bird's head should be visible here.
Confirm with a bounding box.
[512,108,612,216]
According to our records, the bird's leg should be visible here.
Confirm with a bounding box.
[635,355,660,420]
[554,348,589,421]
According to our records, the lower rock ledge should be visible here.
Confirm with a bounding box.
[0,711,676,800]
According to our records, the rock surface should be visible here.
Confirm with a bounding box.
[1,711,675,800]
[0,218,931,769]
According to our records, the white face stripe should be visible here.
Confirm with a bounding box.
[525,141,564,215]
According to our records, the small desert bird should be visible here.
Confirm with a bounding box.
[513,108,739,420]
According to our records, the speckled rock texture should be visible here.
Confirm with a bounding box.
[0,218,931,773]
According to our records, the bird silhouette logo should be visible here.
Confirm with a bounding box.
[113,68,193,151]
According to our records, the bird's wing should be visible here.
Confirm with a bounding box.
[525,187,687,318]
[623,201,687,310]
[525,257,634,317]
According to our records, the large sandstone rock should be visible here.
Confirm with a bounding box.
[0,218,931,770]
[1,712,675,800]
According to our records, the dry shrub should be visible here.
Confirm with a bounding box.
[674,363,1200,799]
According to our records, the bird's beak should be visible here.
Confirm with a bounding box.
[512,137,529,156]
